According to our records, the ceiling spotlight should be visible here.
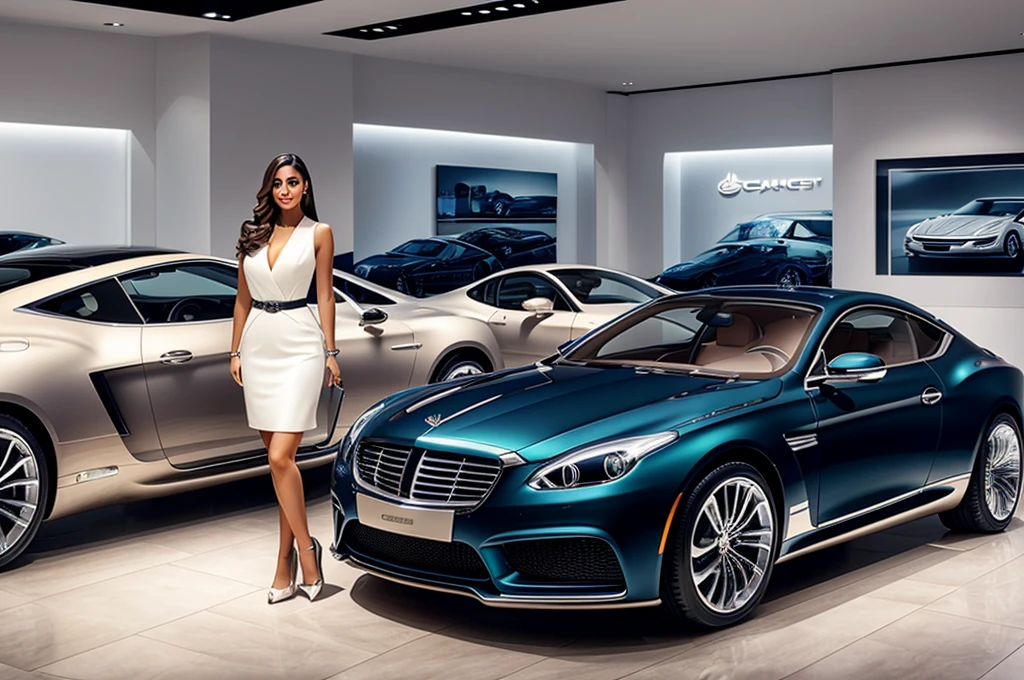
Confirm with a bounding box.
[479,9,491,14]
[372,27,384,32]
[496,6,509,10]
[360,28,368,32]
[462,11,472,15]
[622,81,634,86]
[222,15,231,19]
[103,22,124,27]
[513,2,526,6]
[386,25,398,30]
[203,12,218,18]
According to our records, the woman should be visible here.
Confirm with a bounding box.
[229,153,342,604]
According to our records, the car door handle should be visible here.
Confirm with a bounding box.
[489,318,507,326]
[391,343,422,351]
[160,350,193,365]
[921,387,942,406]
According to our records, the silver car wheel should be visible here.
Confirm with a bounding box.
[777,267,802,289]
[442,361,485,381]
[0,429,40,558]
[1007,233,1021,260]
[985,422,1021,522]
[690,477,774,615]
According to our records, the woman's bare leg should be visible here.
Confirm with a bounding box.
[266,431,319,585]
[263,431,296,589]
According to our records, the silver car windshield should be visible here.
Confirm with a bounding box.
[953,200,1024,217]
[561,298,818,378]
[550,269,663,305]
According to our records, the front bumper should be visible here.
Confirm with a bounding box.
[329,453,677,609]
[904,234,1005,258]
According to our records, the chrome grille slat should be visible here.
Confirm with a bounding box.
[355,443,502,508]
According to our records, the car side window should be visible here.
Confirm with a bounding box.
[792,222,815,239]
[336,277,395,306]
[34,279,142,324]
[120,263,238,324]
[821,307,941,367]
[496,274,571,312]
[468,279,498,306]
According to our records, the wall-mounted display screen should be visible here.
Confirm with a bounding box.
[877,154,1024,277]
[436,164,557,237]
[660,145,833,291]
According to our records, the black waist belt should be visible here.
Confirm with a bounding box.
[252,299,307,313]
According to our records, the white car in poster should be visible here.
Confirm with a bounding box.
[427,264,673,367]
[903,197,1024,264]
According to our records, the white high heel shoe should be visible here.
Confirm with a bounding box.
[267,548,298,604]
[298,537,324,602]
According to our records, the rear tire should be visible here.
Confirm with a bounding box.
[939,413,1022,533]
[661,462,778,628]
[0,414,49,570]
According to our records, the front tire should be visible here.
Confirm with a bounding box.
[662,462,778,628]
[431,352,488,383]
[0,415,49,570]
[940,413,1022,533]
[776,266,804,289]
[1005,232,1023,268]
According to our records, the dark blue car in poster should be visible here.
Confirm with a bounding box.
[353,237,503,297]
[455,227,556,267]
[657,211,833,290]
[329,286,1022,628]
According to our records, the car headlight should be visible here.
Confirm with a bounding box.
[338,402,386,466]
[527,432,678,490]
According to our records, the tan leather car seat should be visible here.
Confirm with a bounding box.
[696,314,760,365]
[759,315,809,359]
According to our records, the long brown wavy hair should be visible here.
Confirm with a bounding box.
[236,153,320,258]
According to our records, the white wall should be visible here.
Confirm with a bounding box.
[627,76,834,277]
[832,52,1024,367]
[0,24,156,245]
[209,37,354,259]
[353,56,611,265]
[0,122,130,245]
[155,35,211,254]
[353,124,585,262]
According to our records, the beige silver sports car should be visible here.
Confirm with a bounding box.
[0,245,503,568]
[427,264,674,366]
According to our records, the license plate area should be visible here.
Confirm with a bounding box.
[356,493,454,543]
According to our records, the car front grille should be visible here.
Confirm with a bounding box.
[913,237,967,247]
[355,441,502,508]
[503,538,626,585]
[343,521,490,580]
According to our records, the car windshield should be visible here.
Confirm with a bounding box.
[0,263,79,295]
[953,200,1024,217]
[719,219,788,243]
[393,240,446,257]
[693,245,743,262]
[551,269,663,305]
[559,297,818,378]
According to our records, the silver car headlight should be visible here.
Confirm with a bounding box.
[527,432,679,490]
[339,402,386,466]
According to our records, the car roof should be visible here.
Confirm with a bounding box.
[0,244,182,267]
[971,197,1024,201]
[0,231,56,238]
[747,211,833,221]
[675,284,935,313]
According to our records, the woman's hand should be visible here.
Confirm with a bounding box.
[230,355,243,387]
[326,355,342,387]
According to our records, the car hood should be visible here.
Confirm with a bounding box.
[659,258,716,279]
[912,215,1010,237]
[368,364,782,463]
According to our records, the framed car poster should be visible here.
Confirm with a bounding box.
[876,153,1024,277]
[435,165,557,238]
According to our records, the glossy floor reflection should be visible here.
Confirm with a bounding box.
[3,471,1024,679]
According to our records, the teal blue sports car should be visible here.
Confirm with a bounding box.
[330,286,1022,627]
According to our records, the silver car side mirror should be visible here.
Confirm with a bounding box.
[522,297,555,318]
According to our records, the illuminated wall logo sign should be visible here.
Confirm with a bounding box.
[717,172,823,197]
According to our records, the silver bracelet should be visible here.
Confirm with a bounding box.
[229,351,241,358]
[325,349,340,357]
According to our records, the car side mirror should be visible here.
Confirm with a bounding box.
[359,307,388,327]
[522,297,555,317]
[812,352,887,385]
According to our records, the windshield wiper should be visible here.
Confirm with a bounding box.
[688,367,741,379]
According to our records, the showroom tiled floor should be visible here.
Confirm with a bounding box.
[4,472,1024,680]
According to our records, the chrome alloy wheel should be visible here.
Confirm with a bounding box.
[984,422,1021,522]
[777,267,802,289]
[690,477,774,615]
[443,362,485,381]
[0,429,40,558]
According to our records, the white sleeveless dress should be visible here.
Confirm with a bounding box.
[239,216,326,432]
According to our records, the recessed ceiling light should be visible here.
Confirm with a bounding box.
[513,2,526,6]
[496,6,509,10]
[479,9,491,13]
[622,81,634,86]
[223,15,231,19]
[360,28,368,32]
[372,27,384,32]
[103,22,124,27]
[386,25,398,30]
[203,12,218,18]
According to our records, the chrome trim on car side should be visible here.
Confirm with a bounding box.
[784,504,814,540]
[784,433,818,452]
[391,343,422,351]
[405,384,470,414]
[777,473,971,563]
[345,557,660,609]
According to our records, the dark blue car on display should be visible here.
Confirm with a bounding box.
[0,232,64,257]
[658,212,833,290]
[455,227,557,267]
[353,237,503,297]
[330,286,1022,627]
